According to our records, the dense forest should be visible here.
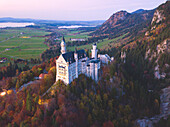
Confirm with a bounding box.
[0,59,161,127]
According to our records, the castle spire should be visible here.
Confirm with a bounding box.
[74,47,78,78]
[75,47,77,53]
[61,36,66,54]
[62,36,65,42]
[91,42,98,59]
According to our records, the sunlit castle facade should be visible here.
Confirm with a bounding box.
[56,37,100,84]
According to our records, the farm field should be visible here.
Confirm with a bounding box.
[62,30,92,42]
[68,33,127,51]
[0,28,48,41]
[0,27,50,67]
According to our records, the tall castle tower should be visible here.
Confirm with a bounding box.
[91,43,98,60]
[74,48,78,78]
[61,36,66,54]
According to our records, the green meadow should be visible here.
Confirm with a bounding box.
[0,28,50,67]
[68,33,127,51]
[63,30,91,42]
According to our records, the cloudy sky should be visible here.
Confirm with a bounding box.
[0,0,167,21]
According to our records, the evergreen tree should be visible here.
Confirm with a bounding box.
[26,90,32,112]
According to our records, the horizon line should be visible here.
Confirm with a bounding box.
[0,8,156,22]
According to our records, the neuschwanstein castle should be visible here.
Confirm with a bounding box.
[56,37,101,84]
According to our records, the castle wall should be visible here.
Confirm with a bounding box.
[68,62,76,83]
[95,63,98,82]
[86,65,90,77]
[56,57,69,84]
[90,62,95,80]
[81,61,86,74]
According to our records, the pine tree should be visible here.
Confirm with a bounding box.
[26,90,32,112]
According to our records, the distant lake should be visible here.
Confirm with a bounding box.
[0,22,35,28]
[58,25,94,29]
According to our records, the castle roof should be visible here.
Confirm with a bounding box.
[62,50,86,64]
[62,36,65,42]
[61,36,66,46]
[93,43,96,46]
[75,48,77,53]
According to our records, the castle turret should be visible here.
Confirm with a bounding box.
[61,36,66,54]
[90,62,95,80]
[74,48,78,78]
[95,63,98,82]
[91,43,98,60]
[86,65,90,77]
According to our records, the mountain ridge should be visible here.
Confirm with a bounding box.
[131,9,145,14]
[91,8,155,40]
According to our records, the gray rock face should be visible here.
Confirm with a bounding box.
[136,86,170,127]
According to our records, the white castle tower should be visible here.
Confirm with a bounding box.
[74,48,78,78]
[95,63,98,82]
[61,36,66,54]
[91,43,98,60]
[89,43,100,82]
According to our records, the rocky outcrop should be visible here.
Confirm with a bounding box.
[121,51,126,63]
[136,86,170,127]
[157,39,170,54]
[151,10,165,25]
[145,39,169,79]
[145,39,170,60]
[145,1,169,36]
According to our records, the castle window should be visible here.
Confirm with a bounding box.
[59,65,65,69]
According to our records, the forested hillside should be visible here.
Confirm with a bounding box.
[120,0,170,89]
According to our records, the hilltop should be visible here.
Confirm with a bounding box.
[91,8,155,41]
[131,9,145,14]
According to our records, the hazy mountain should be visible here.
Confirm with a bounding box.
[91,9,155,39]
[131,9,145,14]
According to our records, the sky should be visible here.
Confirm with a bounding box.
[0,0,167,21]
